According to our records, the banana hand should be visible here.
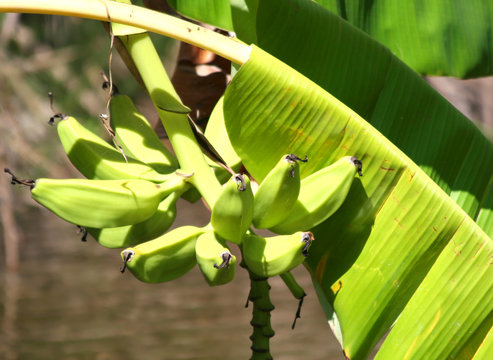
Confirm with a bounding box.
[109,94,178,174]
[270,156,362,234]
[56,116,170,182]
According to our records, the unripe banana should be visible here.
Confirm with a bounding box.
[195,230,237,286]
[31,177,183,228]
[242,232,314,277]
[56,116,170,182]
[109,94,179,174]
[270,156,362,234]
[210,173,254,244]
[252,154,306,229]
[120,225,205,283]
[87,189,184,248]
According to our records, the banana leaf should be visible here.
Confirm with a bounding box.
[315,0,493,78]
[220,42,493,359]
[167,0,234,31]
[153,0,493,358]
[167,0,493,357]
[168,0,492,220]
[168,0,493,78]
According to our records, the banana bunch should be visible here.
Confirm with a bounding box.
[120,225,205,283]
[11,85,363,308]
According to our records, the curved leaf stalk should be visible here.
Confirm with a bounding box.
[0,0,251,64]
[247,269,275,360]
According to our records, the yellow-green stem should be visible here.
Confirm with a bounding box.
[119,31,222,206]
[0,0,251,65]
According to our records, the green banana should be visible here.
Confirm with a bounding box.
[270,156,362,235]
[86,188,185,248]
[109,94,179,174]
[195,230,237,286]
[252,154,307,229]
[242,231,314,277]
[210,173,254,244]
[120,225,205,283]
[31,177,183,228]
[56,115,170,182]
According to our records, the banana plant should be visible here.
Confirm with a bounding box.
[1,0,492,359]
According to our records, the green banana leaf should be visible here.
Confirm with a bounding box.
[168,0,493,358]
[168,0,493,78]
[315,0,493,78]
[167,0,234,31]
[221,42,493,359]
[473,323,493,359]
[166,0,492,220]
[169,0,493,358]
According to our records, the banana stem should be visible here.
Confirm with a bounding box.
[119,32,222,207]
[0,0,251,65]
[247,269,274,360]
[280,271,306,329]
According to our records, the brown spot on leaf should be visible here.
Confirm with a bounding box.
[380,166,395,171]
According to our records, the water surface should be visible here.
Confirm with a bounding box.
[1,200,344,359]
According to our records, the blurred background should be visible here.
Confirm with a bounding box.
[0,6,492,360]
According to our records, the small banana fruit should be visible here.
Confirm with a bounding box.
[210,173,254,244]
[109,94,178,174]
[31,178,180,228]
[252,154,306,229]
[56,116,170,182]
[120,225,205,283]
[242,232,314,277]
[195,230,237,286]
[270,156,362,234]
[87,189,183,248]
